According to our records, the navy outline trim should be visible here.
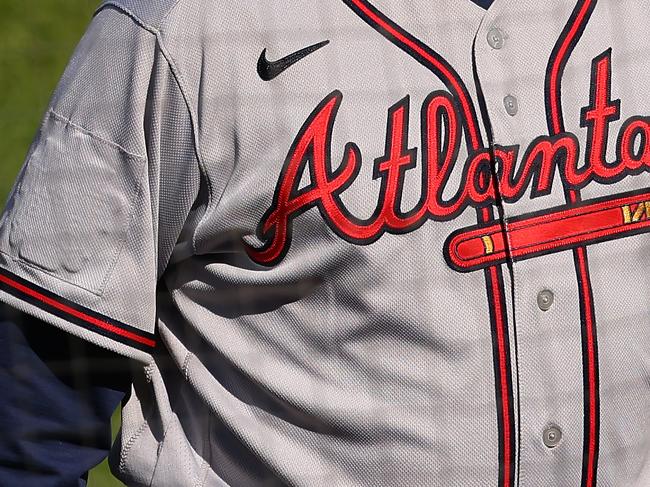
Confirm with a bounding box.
[0,267,156,351]
[545,2,600,485]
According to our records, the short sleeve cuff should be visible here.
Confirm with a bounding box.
[0,255,156,361]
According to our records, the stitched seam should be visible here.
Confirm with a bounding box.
[153,32,216,256]
[48,109,146,160]
[0,249,104,296]
[92,2,210,263]
[178,351,212,487]
[180,351,213,486]
[96,144,148,296]
[119,419,150,474]
[159,0,186,29]
[68,7,156,299]
[45,110,148,297]
[148,410,179,486]
[3,114,147,302]
[117,360,157,476]
[182,351,194,381]
[148,441,163,487]
[94,2,160,35]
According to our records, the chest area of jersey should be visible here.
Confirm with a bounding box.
[202,0,650,271]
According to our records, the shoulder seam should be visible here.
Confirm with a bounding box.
[94,0,188,32]
[93,0,215,248]
[159,0,186,31]
[152,31,215,227]
[93,1,160,34]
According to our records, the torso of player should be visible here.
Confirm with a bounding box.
[148,1,650,485]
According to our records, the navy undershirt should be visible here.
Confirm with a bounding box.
[470,0,495,9]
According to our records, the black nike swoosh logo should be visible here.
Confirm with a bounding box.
[257,40,330,81]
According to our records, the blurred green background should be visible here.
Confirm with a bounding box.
[0,1,124,485]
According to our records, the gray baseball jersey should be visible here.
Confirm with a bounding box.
[1,0,650,485]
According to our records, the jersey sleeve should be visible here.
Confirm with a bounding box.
[0,5,200,361]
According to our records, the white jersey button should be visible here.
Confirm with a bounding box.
[487,28,505,49]
[543,426,563,448]
[503,95,518,116]
[537,289,555,311]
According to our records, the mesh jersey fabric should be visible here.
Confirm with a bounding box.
[2,0,650,486]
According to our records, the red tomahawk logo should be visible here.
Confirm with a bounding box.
[445,188,650,272]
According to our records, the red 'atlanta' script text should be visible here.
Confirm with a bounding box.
[247,50,650,265]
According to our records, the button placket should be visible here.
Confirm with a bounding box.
[486,26,519,119]
[481,26,511,178]
[477,15,570,483]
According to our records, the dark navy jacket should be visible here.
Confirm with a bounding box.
[0,304,130,487]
